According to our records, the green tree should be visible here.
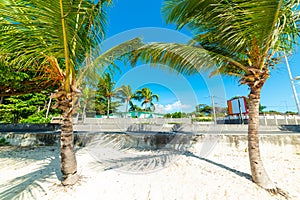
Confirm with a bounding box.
[134,88,159,111]
[171,112,188,118]
[128,101,143,112]
[0,0,142,185]
[0,59,58,97]
[116,85,135,113]
[132,0,299,192]
[195,104,212,116]
[96,73,120,118]
[259,105,267,114]
[266,110,282,115]
[285,111,297,115]
[81,87,96,122]
[0,93,53,123]
[163,113,172,118]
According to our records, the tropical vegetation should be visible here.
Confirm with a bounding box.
[0,93,60,123]
[0,137,10,146]
[116,85,135,113]
[96,73,120,118]
[164,112,189,118]
[128,101,143,112]
[134,87,159,111]
[132,0,300,193]
[0,0,143,185]
[1,0,299,193]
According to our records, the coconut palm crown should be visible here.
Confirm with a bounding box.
[116,85,135,113]
[135,87,159,111]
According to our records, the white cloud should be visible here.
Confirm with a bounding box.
[154,104,166,114]
[154,101,192,114]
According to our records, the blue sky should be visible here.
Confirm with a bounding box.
[102,0,300,114]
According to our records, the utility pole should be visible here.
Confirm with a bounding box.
[211,95,217,124]
[285,54,300,116]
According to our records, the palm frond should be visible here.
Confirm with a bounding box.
[161,0,299,72]
[132,42,249,76]
[0,0,111,75]
[77,38,143,86]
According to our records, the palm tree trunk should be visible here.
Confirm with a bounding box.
[125,100,129,113]
[82,100,87,123]
[107,98,110,118]
[60,96,79,186]
[248,86,277,193]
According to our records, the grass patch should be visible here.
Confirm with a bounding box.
[192,117,212,122]
[167,122,183,125]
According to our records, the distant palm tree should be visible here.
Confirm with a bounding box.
[116,85,135,113]
[0,0,142,185]
[128,101,143,112]
[97,73,119,118]
[132,0,299,193]
[135,88,159,111]
[81,87,96,122]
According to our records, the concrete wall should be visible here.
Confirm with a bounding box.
[0,132,59,146]
[1,132,299,152]
[0,123,60,132]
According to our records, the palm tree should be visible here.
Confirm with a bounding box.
[134,88,159,111]
[0,0,143,185]
[97,73,119,118]
[132,0,299,193]
[81,87,96,123]
[128,101,143,112]
[116,85,135,113]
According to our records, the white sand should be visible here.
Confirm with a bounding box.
[0,137,299,200]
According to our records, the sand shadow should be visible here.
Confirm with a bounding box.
[83,132,252,179]
[0,147,62,200]
[183,151,252,181]
[93,145,252,181]
[102,150,176,172]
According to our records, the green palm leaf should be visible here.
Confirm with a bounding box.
[135,87,159,111]
[133,0,299,78]
[0,0,111,89]
[132,42,249,76]
[78,38,143,86]
[0,0,114,185]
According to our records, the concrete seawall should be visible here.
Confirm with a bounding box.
[1,123,299,147]
[1,120,299,147]
[1,119,300,133]
[73,123,300,133]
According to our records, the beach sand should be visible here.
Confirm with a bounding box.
[0,135,299,200]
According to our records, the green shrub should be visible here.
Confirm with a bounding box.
[19,111,51,123]
[192,117,212,122]
[0,137,10,146]
[167,122,183,125]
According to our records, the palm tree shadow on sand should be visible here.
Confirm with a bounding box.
[0,146,62,200]
[183,151,252,180]
[84,133,253,180]
[93,142,290,199]
[97,148,252,181]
